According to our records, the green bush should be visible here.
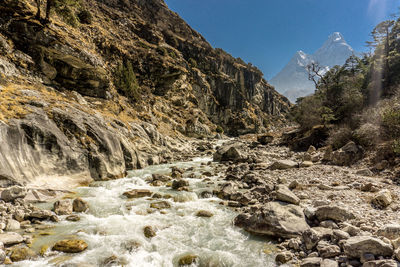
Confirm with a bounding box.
[77,10,92,24]
[327,125,353,150]
[382,107,400,138]
[115,60,140,101]
[53,0,81,27]
[216,125,224,133]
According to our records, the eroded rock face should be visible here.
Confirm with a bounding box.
[234,201,309,238]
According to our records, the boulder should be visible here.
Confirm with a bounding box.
[234,201,309,239]
[53,199,73,215]
[28,210,54,220]
[150,201,171,210]
[178,254,198,266]
[10,246,36,262]
[0,232,24,245]
[377,224,400,240]
[213,144,245,163]
[52,239,88,253]
[300,257,322,267]
[5,219,20,231]
[372,190,392,209]
[363,260,399,267]
[269,160,298,170]
[343,236,394,259]
[321,259,339,267]
[315,205,355,222]
[0,249,5,264]
[331,141,363,166]
[1,186,27,202]
[123,189,152,199]
[275,251,293,264]
[300,161,313,168]
[273,186,300,205]
[316,241,341,258]
[73,198,89,212]
[143,226,156,238]
[172,180,189,190]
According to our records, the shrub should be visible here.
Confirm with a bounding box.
[77,10,92,24]
[382,107,400,138]
[57,6,79,27]
[115,60,140,101]
[354,123,381,148]
[216,125,224,133]
[327,125,353,150]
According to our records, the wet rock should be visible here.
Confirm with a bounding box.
[172,180,189,190]
[0,232,24,245]
[275,251,293,264]
[199,190,213,199]
[195,210,213,217]
[273,185,300,205]
[178,254,198,266]
[257,134,274,145]
[216,182,238,200]
[66,215,81,222]
[234,201,309,239]
[143,226,156,238]
[123,189,152,199]
[103,254,127,266]
[377,224,400,240]
[73,198,89,212]
[371,190,392,209]
[10,246,36,262]
[151,174,171,183]
[150,201,171,209]
[54,199,73,215]
[315,205,355,222]
[52,239,88,253]
[343,236,394,259]
[1,186,27,202]
[269,160,298,170]
[300,257,322,267]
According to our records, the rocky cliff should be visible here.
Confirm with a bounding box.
[0,0,290,186]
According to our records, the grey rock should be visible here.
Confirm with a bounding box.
[343,236,394,259]
[273,185,300,205]
[53,199,73,215]
[1,186,27,202]
[73,198,89,212]
[269,160,298,170]
[5,219,20,231]
[300,257,322,267]
[322,259,339,267]
[0,232,24,245]
[377,224,400,240]
[372,190,392,209]
[234,201,309,239]
[363,260,400,267]
[315,205,355,222]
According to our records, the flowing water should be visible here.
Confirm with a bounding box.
[14,157,276,267]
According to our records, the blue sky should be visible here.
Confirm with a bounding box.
[164,0,400,79]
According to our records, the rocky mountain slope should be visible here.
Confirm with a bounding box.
[270,32,354,102]
[0,0,290,187]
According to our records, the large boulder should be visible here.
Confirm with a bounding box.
[52,239,88,253]
[272,185,300,205]
[377,224,400,240]
[122,189,152,199]
[53,199,73,215]
[330,141,363,166]
[343,236,394,259]
[315,205,355,222]
[372,190,392,209]
[0,232,24,246]
[1,186,27,202]
[73,198,89,212]
[234,201,309,239]
[213,144,245,163]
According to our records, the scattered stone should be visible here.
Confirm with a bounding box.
[1,186,27,202]
[53,199,73,215]
[273,186,300,205]
[372,190,392,209]
[315,205,355,222]
[360,253,375,263]
[332,230,350,241]
[300,161,313,168]
[0,232,24,245]
[377,224,400,240]
[195,210,213,217]
[361,183,379,193]
[150,201,171,210]
[52,239,88,253]
[0,249,5,264]
[316,241,341,258]
[234,201,309,238]
[302,229,320,250]
[269,160,298,170]
[319,220,338,229]
[321,259,338,267]
[73,198,89,212]
[123,189,152,199]
[143,226,156,238]
[343,236,394,259]
[178,254,198,266]
[28,210,54,220]
[356,168,373,176]
[275,251,293,264]
[363,259,399,267]
[300,257,322,267]
[103,254,127,266]
[330,141,363,166]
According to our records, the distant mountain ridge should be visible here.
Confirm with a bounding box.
[270,32,354,102]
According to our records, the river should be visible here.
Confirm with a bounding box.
[15,156,276,267]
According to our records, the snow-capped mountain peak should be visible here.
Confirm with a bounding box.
[270,32,354,103]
